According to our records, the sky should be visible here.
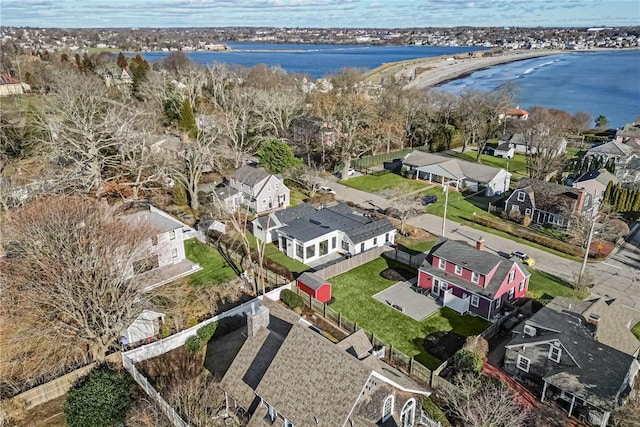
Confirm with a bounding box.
[1,0,639,28]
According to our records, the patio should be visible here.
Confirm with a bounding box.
[372,279,441,321]
[305,251,346,270]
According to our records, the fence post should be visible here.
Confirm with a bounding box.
[338,313,342,329]
[354,322,358,332]
[409,357,414,376]
[323,303,326,318]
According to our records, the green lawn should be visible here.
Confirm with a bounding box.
[184,239,238,286]
[631,322,640,341]
[395,235,437,255]
[329,258,491,369]
[420,186,494,223]
[289,188,309,206]
[247,233,309,274]
[451,151,529,182]
[340,173,429,194]
[527,269,589,301]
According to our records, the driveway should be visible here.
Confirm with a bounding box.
[408,213,640,309]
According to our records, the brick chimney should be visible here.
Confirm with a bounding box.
[247,303,269,338]
[575,189,586,214]
[476,236,485,251]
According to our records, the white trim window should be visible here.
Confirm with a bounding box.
[516,354,530,372]
[470,294,479,307]
[284,420,294,427]
[517,191,526,202]
[508,287,515,299]
[525,208,532,216]
[496,297,502,308]
[267,404,277,422]
[471,271,480,284]
[438,258,446,269]
[455,265,463,275]
[549,345,562,362]
[171,248,178,258]
[382,395,394,422]
[169,230,176,240]
[519,279,526,292]
[508,270,516,282]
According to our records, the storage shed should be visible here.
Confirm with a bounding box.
[296,272,332,303]
[122,310,165,345]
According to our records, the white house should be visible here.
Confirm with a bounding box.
[124,205,201,291]
[229,165,290,214]
[499,132,567,156]
[253,202,396,265]
[403,151,511,196]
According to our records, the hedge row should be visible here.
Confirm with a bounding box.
[474,216,584,257]
[280,289,306,310]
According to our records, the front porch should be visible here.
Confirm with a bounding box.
[542,382,611,427]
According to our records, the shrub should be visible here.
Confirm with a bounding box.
[197,322,218,343]
[463,336,489,359]
[522,215,532,227]
[422,397,452,427]
[281,289,306,309]
[65,365,132,427]
[452,349,483,374]
[185,335,202,353]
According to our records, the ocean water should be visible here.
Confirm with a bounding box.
[139,44,639,129]
[436,49,640,129]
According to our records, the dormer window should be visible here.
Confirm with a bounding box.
[549,345,562,362]
[267,404,277,422]
[455,265,463,275]
[382,395,394,422]
[438,258,446,269]
[517,191,526,202]
[471,272,480,284]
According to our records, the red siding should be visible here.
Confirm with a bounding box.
[297,280,332,303]
[493,263,529,301]
[431,256,490,287]
[418,271,433,290]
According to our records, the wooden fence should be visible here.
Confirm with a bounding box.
[314,246,392,279]
[294,286,461,392]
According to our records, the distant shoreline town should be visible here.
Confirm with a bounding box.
[1,25,638,54]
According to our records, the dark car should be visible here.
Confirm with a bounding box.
[422,194,438,205]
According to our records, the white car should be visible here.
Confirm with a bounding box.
[337,168,355,177]
[319,186,336,195]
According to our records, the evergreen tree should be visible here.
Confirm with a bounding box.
[257,139,303,174]
[61,53,69,63]
[81,53,95,73]
[178,99,197,140]
[595,115,609,130]
[631,190,640,213]
[616,186,627,212]
[603,181,614,205]
[116,52,128,69]
[605,158,616,174]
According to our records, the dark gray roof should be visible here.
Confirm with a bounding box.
[275,203,394,244]
[297,271,327,291]
[254,202,317,230]
[515,178,583,213]
[232,165,270,187]
[419,240,528,299]
[506,307,636,410]
[574,169,619,186]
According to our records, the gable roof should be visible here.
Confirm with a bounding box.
[232,165,271,187]
[125,207,184,233]
[514,178,583,214]
[271,202,394,244]
[588,140,635,157]
[507,307,637,410]
[0,74,22,85]
[402,151,506,184]
[574,169,619,187]
[296,271,327,291]
[419,239,528,299]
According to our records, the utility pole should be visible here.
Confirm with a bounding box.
[442,183,449,237]
[579,210,597,283]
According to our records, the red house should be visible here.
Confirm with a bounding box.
[417,239,530,320]
[296,272,332,303]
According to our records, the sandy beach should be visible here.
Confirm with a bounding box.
[364,49,566,90]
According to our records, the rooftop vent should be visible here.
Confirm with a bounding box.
[523,325,536,337]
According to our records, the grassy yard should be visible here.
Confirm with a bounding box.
[184,239,238,286]
[527,269,589,301]
[247,233,309,274]
[329,258,491,369]
[451,151,529,182]
[340,173,429,194]
[420,186,495,223]
[631,322,640,341]
[288,188,309,206]
[395,235,437,255]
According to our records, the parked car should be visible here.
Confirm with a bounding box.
[319,186,336,195]
[511,251,535,266]
[421,194,438,205]
[336,168,355,177]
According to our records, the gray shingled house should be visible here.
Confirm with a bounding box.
[253,202,396,265]
[217,298,429,427]
[503,298,640,427]
[228,164,290,214]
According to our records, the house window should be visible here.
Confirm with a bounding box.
[438,258,446,269]
[151,235,158,246]
[455,265,463,275]
[284,420,293,427]
[517,191,526,202]
[373,237,377,245]
[169,230,176,240]
[508,270,516,282]
[360,242,365,252]
[382,395,394,422]
[385,233,389,242]
[516,355,530,372]
[306,245,315,259]
[171,248,178,258]
[331,236,336,249]
[296,244,303,259]
[319,240,328,256]
[525,208,532,216]
[549,345,562,362]
[262,199,267,208]
[342,240,350,251]
[496,297,502,308]
[471,294,479,307]
[267,184,271,192]
[508,287,515,299]
[267,404,277,422]
[471,272,480,283]
[519,279,526,292]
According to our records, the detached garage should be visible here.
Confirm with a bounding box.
[297,272,332,303]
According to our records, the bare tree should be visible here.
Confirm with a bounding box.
[221,89,258,168]
[286,165,330,198]
[441,374,529,427]
[0,197,154,389]
[164,371,226,427]
[519,107,570,180]
[390,184,422,235]
[252,88,305,141]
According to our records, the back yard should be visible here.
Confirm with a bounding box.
[328,257,491,369]
[340,172,429,195]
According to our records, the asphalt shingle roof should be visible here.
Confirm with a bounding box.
[402,151,506,184]
[296,271,327,291]
[574,169,619,186]
[232,165,270,187]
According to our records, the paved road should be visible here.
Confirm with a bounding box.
[331,177,640,309]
